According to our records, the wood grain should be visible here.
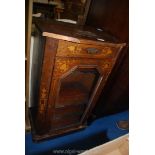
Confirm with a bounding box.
[29,20,126,141]
[35,37,58,133]
[57,40,120,59]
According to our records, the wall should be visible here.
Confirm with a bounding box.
[86,0,129,116]
[86,0,129,42]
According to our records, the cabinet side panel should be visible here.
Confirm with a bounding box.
[36,37,58,134]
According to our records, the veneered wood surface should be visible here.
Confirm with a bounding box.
[54,104,85,118]
[30,20,126,141]
[34,18,120,43]
[57,40,120,59]
[35,37,58,133]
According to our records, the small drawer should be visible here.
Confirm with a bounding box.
[56,40,118,59]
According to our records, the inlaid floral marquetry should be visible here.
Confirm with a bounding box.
[41,88,47,99]
[57,40,118,59]
[59,63,68,72]
[37,38,58,121]
[57,40,77,55]
[53,57,114,78]
[30,20,126,141]
[67,46,76,52]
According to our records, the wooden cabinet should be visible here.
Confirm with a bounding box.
[29,19,125,141]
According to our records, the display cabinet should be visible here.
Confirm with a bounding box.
[29,19,125,141]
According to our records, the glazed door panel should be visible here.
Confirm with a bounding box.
[56,67,100,108]
[49,57,114,130]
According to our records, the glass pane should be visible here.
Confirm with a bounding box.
[55,68,100,108]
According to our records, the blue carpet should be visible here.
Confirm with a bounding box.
[25,110,129,155]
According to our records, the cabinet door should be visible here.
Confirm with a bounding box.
[56,67,100,107]
[48,57,114,130]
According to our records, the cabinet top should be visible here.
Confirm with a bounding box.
[34,19,122,44]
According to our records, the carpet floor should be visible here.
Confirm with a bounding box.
[25,110,129,155]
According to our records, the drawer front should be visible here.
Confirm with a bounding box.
[56,40,119,59]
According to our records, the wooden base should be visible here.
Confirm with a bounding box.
[29,107,87,142]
